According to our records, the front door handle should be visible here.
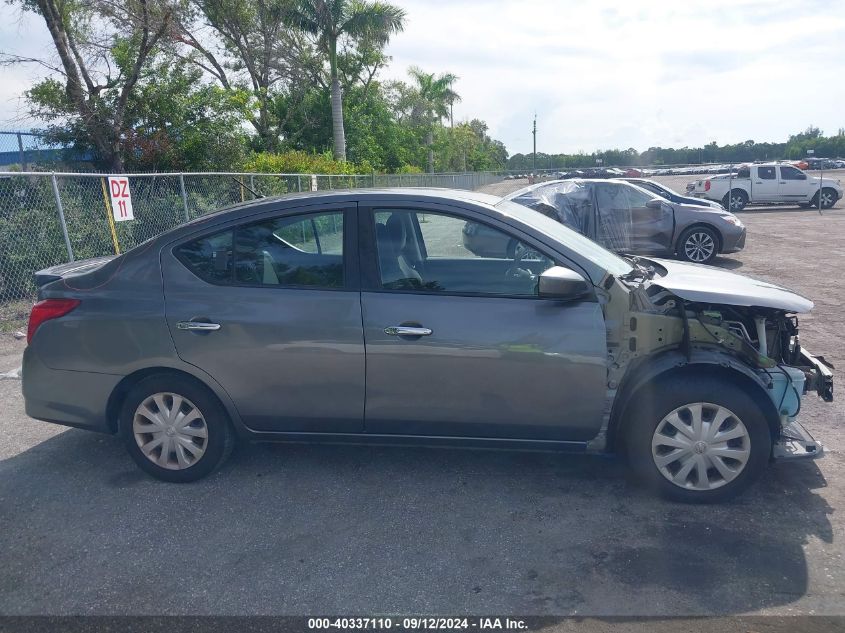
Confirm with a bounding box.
[177,321,221,331]
[384,325,432,337]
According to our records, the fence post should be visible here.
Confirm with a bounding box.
[17,132,27,171]
[297,174,302,192]
[179,173,190,222]
[50,173,74,262]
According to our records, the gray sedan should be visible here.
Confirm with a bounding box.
[23,188,831,502]
[472,179,746,265]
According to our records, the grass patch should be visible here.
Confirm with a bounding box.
[0,299,32,333]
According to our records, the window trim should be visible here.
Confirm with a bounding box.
[358,202,594,301]
[171,205,359,292]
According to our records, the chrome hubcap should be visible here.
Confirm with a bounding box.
[730,195,744,210]
[684,232,715,262]
[651,403,750,490]
[133,392,208,470]
[821,192,833,206]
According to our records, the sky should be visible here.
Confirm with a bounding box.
[2,0,845,155]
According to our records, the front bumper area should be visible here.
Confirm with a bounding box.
[772,420,823,461]
[721,227,747,253]
[800,348,834,402]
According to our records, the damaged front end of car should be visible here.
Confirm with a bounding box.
[591,257,833,461]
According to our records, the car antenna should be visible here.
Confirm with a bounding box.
[231,176,265,199]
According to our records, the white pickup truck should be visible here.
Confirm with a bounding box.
[691,162,843,211]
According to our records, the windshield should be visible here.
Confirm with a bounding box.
[494,198,633,277]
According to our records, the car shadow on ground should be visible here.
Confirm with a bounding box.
[738,205,842,215]
[712,256,743,270]
[0,428,833,615]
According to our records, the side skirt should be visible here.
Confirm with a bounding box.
[241,430,591,454]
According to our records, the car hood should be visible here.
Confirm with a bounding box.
[812,176,843,190]
[674,202,734,216]
[641,258,813,312]
[679,196,723,209]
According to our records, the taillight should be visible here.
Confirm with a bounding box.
[704,180,711,191]
[27,299,80,344]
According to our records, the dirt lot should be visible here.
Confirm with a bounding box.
[0,182,844,616]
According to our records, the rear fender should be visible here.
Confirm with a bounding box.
[105,360,248,438]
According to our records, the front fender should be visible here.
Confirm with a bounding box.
[606,348,780,452]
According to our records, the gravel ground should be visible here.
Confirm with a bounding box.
[0,185,844,617]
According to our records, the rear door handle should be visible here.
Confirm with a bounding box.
[177,321,221,331]
[384,325,432,337]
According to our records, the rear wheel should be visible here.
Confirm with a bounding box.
[625,375,771,503]
[677,225,720,264]
[119,374,235,482]
[722,190,748,212]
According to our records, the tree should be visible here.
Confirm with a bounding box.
[5,0,175,171]
[407,66,460,172]
[120,61,250,171]
[175,0,320,151]
[287,0,405,161]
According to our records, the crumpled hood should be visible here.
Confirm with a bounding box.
[642,258,814,312]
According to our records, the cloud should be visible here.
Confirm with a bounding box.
[383,0,845,153]
[2,0,844,155]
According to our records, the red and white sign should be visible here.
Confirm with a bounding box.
[108,176,135,221]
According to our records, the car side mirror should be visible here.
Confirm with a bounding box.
[538,266,590,299]
[645,198,664,209]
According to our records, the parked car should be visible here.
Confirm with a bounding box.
[23,188,833,502]
[691,163,843,211]
[474,179,746,264]
[621,177,725,210]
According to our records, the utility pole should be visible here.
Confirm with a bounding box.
[532,114,537,177]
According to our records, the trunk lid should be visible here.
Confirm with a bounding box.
[34,256,118,288]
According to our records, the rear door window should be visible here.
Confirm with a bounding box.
[780,166,806,180]
[175,211,344,288]
[758,166,776,180]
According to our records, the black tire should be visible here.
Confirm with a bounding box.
[812,187,838,209]
[677,225,720,265]
[119,374,235,483]
[722,190,748,212]
[624,374,772,503]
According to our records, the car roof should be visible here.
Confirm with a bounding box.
[505,178,658,200]
[180,187,503,228]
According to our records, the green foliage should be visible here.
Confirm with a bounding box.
[16,0,508,174]
[508,127,845,170]
[432,120,507,172]
[243,150,371,174]
[123,62,251,171]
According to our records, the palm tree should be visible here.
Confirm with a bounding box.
[290,0,405,161]
[407,66,460,172]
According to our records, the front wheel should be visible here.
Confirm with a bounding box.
[677,225,720,264]
[811,187,839,209]
[625,375,772,503]
[119,374,235,482]
[722,190,748,212]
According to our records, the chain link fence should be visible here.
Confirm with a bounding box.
[0,170,502,311]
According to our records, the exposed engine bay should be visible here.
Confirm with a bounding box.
[591,256,833,459]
